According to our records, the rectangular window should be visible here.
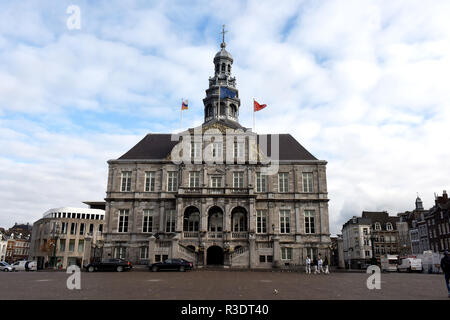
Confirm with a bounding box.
[70,223,77,235]
[140,247,149,259]
[280,210,291,234]
[211,176,222,188]
[167,172,178,192]
[114,247,126,259]
[79,223,85,235]
[278,173,289,193]
[121,171,132,192]
[281,247,292,260]
[212,142,223,159]
[69,240,75,252]
[61,222,67,234]
[259,255,266,263]
[155,254,161,262]
[256,210,267,234]
[256,172,267,192]
[166,210,176,233]
[305,210,315,234]
[78,240,84,252]
[98,224,103,232]
[145,171,156,192]
[189,172,200,188]
[142,210,153,233]
[233,172,244,188]
[302,172,313,192]
[234,141,244,159]
[59,239,66,252]
[89,224,94,234]
[118,209,129,233]
[191,142,201,159]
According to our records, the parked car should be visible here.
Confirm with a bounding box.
[398,258,422,272]
[85,258,132,272]
[149,258,193,272]
[0,261,14,272]
[12,260,37,271]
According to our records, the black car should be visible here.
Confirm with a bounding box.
[85,258,133,272]
[149,259,193,272]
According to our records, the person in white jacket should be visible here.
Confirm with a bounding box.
[305,256,311,274]
[316,255,324,274]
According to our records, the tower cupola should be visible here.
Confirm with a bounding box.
[203,25,241,127]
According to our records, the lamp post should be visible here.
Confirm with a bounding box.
[51,223,60,269]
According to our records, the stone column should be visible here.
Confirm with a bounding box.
[83,237,92,267]
[249,198,255,233]
[273,234,280,268]
[249,233,256,268]
[148,236,156,264]
[159,203,165,232]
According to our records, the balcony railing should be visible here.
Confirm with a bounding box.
[183,232,199,238]
[231,232,248,239]
[208,232,223,239]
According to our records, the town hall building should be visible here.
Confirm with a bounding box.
[102,34,331,269]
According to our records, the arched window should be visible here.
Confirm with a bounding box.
[206,104,213,117]
[219,102,226,116]
[230,104,237,117]
[386,222,393,231]
[228,64,231,73]
[221,63,225,72]
[374,222,381,231]
[215,64,219,73]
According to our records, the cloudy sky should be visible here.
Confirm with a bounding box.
[1,0,449,235]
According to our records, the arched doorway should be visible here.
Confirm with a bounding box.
[207,246,224,265]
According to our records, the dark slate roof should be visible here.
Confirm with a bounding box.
[362,211,399,230]
[118,134,179,160]
[118,132,318,161]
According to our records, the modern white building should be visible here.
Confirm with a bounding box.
[30,205,105,269]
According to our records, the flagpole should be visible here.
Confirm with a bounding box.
[180,98,183,130]
[253,98,255,132]
[218,84,221,119]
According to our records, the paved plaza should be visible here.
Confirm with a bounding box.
[0,269,448,300]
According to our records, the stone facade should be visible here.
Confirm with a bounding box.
[102,37,331,269]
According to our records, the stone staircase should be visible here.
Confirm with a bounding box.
[230,246,249,267]
[177,243,197,264]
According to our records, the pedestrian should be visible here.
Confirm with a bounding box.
[313,257,318,274]
[305,256,311,274]
[440,250,450,298]
[317,255,324,274]
[324,256,330,274]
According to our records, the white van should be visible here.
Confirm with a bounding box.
[398,258,422,272]
[12,260,37,271]
[380,254,398,272]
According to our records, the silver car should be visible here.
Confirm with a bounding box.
[0,261,13,272]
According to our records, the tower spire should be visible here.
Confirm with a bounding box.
[220,24,227,48]
[202,26,241,127]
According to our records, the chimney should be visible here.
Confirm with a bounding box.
[443,190,448,201]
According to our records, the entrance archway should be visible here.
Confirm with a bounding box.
[207,245,224,265]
